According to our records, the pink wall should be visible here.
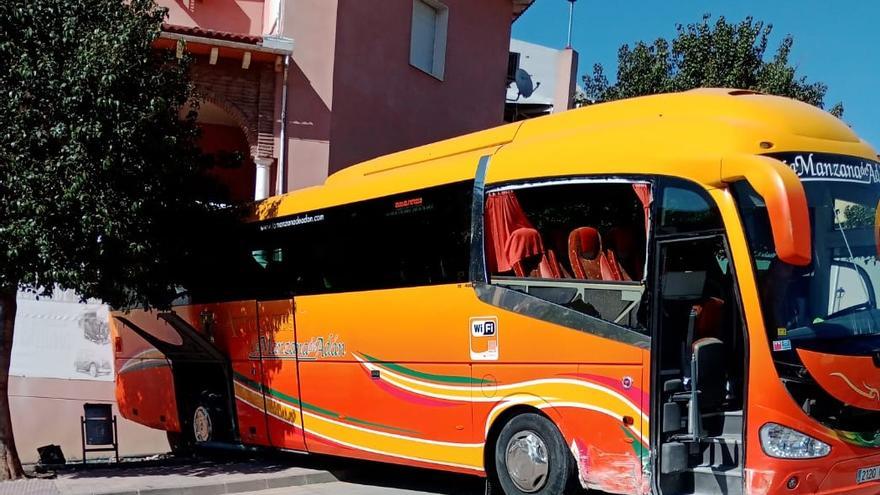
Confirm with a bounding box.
[326,0,512,173]
[159,0,265,35]
[278,0,339,191]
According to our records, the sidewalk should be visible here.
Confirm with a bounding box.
[0,460,341,495]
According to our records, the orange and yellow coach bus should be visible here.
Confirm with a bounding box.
[111,89,880,495]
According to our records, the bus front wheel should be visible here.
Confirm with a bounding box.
[493,413,575,495]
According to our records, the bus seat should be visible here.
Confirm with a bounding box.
[568,227,607,280]
[693,297,725,341]
[683,297,726,381]
[505,227,562,279]
[692,337,726,410]
[604,249,632,282]
[607,227,639,280]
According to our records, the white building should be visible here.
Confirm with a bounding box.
[505,38,579,122]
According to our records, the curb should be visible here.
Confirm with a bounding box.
[68,469,344,495]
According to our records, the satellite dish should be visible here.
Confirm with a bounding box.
[514,68,537,99]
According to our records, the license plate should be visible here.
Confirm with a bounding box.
[857,465,880,484]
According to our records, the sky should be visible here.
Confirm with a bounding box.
[512,0,879,152]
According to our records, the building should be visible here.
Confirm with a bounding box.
[505,38,579,122]
[10,0,535,464]
[157,0,536,201]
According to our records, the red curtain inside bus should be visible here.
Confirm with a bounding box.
[485,191,533,273]
[632,183,651,234]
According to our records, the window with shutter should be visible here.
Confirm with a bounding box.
[409,0,448,80]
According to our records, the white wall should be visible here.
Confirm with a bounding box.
[11,290,112,382]
[507,38,578,111]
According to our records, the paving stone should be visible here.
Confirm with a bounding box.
[0,479,61,495]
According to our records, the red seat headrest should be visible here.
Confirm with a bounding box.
[505,227,546,266]
[693,297,725,340]
[568,227,602,260]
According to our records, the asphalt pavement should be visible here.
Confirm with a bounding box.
[235,481,479,495]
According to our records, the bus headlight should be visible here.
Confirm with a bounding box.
[760,423,830,459]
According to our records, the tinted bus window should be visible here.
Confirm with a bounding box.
[657,179,723,236]
[245,181,473,297]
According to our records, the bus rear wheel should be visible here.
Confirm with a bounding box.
[493,413,574,495]
[167,430,194,457]
[192,405,214,443]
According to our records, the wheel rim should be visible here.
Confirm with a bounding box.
[505,430,549,493]
[193,406,212,443]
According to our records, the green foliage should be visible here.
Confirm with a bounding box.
[0,0,229,308]
[841,204,876,230]
[581,15,844,117]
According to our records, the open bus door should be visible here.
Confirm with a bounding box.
[115,309,238,445]
[653,235,747,495]
[257,298,307,452]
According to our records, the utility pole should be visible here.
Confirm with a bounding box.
[566,0,577,48]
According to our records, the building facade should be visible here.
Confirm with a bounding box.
[505,38,579,122]
[158,0,535,201]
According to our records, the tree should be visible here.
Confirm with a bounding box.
[580,15,844,117]
[0,0,229,478]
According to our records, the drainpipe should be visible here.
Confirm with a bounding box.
[276,54,290,196]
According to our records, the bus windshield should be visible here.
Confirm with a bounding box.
[735,152,880,356]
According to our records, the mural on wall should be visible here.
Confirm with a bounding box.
[11,289,113,381]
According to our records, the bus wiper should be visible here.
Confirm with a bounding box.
[834,208,873,335]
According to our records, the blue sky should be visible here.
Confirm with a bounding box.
[513,1,879,152]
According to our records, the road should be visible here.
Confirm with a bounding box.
[310,461,487,495]
[239,481,481,495]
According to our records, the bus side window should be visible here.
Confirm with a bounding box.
[241,181,473,298]
[484,181,651,331]
[657,183,723,235]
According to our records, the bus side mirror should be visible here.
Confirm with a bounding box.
[720,154,812,266]
[874,199,880,259]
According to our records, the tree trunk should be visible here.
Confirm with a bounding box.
[0,287,23,480]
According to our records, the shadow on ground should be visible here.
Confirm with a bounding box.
[57,458,292,479]
[331,459,485,495]
[53,448,486,494]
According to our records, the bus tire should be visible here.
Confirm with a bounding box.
[494,413,574,495]
[167,430,194,456]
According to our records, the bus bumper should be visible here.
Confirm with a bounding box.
[814,452,880,494]
[747,452,880,495]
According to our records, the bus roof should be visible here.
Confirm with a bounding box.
[255,88,878,220]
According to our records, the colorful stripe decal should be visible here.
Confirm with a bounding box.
[232,375,482,471]
[117,349,170,375]
[232,354,648,473]
[836,429,880,449]
[232,372,418,435]
[353,353,649,444]
[360,353,489,385]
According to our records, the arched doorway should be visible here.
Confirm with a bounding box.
[194,101,259,204]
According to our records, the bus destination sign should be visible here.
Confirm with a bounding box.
[768,152,880,185]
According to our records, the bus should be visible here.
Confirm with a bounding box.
[111,88,880,495]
